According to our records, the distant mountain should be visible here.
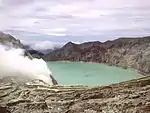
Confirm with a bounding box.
[37,49,53,54]
[23,43,61,55]
[43,36,150,75]
[34,46,61,54]
[43,41,105,61]
[27,49,44,59]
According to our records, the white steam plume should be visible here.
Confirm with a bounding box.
[0,45,53,84]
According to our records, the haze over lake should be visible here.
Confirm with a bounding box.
[47,62,142,86]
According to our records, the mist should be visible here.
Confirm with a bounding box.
[0,45,53,84]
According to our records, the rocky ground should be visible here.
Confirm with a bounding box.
[0,76,150,113]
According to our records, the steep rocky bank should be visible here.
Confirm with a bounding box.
[0,76,150,113]
[0,32,23,48]
[43,37,150,75]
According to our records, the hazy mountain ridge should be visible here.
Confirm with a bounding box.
[43,36,150,75]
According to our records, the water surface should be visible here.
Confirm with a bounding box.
[47,62,142,86]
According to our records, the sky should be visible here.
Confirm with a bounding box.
[0,0,150,50]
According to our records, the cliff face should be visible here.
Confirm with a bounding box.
[0,32,23,48]
[43,37,150,75]
[102,37,150,75]
[43,41,106,62]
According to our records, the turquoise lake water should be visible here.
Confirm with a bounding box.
[47,62,142,86]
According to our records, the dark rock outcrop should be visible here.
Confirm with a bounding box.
[0,106,10,113]
[50,74,58,85]
[43,37,150,75]
[26,49,44,59]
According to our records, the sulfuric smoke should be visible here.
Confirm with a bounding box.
[0,45,53,84]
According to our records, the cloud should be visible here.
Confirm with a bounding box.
[0,0,150,42]
[1,0,34,6]
[22,40,64,50]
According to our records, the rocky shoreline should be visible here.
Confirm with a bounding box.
[43,37,150,76]
[1,76,150,113]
